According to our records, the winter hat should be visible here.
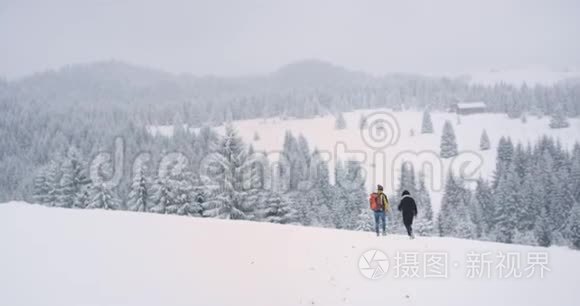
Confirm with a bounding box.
[377,184,384,191]
[402,190,410,196]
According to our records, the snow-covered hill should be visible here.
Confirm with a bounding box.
[1,202,579,306]
[149,109,580,213]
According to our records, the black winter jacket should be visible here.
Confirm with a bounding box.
[398,195,418,225]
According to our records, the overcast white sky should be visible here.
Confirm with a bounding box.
[0,0,579,78]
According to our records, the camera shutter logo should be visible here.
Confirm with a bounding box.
[359,249,389,279]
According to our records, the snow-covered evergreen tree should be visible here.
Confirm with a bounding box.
[493,137,514,188]
[260,192,296,224]
[421,109,434,134]
[87,183,120,210]
[58,147,91,208]
[440,120,458,158]
[415,172,435,236]
[150,176,173,214]
[549,105,570,129]
[41,160,61,207]
[491,165,521,243]
[305,149,335,228]
[74,185,91,209]
[438,172,474,238]
[566,203,580,249]
[359,114,368,130]
[535,207,553,247]
[335,112,347,130]
[473,179,494,236]
[127,164,150,212]
[355,208,374,232]
[479,130,490,151]
[203,124,258,220]
[33,167,50,204]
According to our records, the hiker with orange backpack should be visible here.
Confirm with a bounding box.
[369,184,391,236]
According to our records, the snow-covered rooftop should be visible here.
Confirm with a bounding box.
[456,101,487,109]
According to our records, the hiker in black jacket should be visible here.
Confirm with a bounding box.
[397,190,418,239]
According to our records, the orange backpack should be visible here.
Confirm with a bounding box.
[369,193,382,211]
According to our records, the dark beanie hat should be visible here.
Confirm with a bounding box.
[377,184,384,191]
[402,190,410,196]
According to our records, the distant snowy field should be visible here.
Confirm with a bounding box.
[1,202,579,306]
[149,110,580,213]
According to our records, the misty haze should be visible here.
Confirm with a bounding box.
[1,1,580,306]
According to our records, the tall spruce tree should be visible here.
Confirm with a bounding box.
[438,172,474,238]
[549,105,570,129]
[259,192,296,224]
[415,172,435,236]
[203,124,258,220]
[473,179,494,236]
[493,137,514,188]
[440,120,458,158]
[421,109,434,134]
[335,112,347,130]
[87,183,120,210]
[491,165,521,243]
[127,163,151,212]
[480,130,490,151]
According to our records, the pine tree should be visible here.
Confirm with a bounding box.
[549,105,570,129]
[547,167,575,235]
[572,144,580,201]
[58,147,91,208]
[282,131,300,190]
[127,163,151,212]
[306,150,335,228]
[203,124,258,219]
[87,183,120,210]
[42,160,61,207]
[474,179,494,235]
[355,208,374,232]
[493,137,514,188]
[335,112,347,130]
[566,203,580,249]
[415,172,435,236]
[260,192,296,224]
[438,172,473,237]
[33,167,50,204]
[535,207,552,247]
[440,120,458,158]
[74,185,91,209]
[170,179,202,216]
[290,191,312,226]
[359,114,368,130]
[421,109,434,134]
[150,177,174,214]
[479,130,490,151]
[491,165,521,243]
[253,131,260,141]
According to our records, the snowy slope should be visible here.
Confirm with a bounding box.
[149,109,580,213]
[1,202,579,306]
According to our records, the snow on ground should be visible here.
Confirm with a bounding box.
[149,109,580,213]
[1,202,579,306]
